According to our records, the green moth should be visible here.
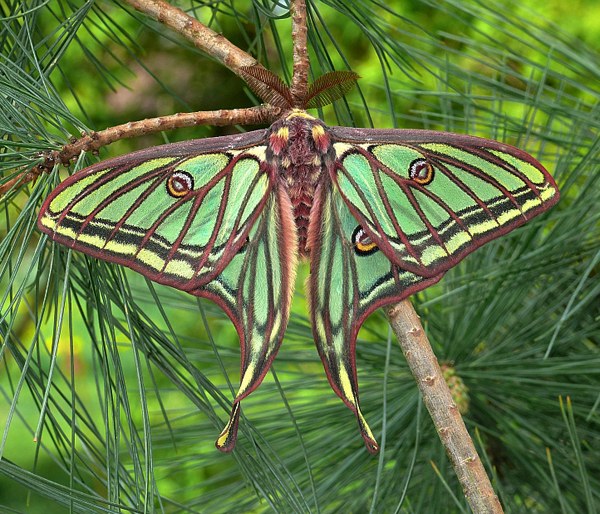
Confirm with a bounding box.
[38,69,559,454]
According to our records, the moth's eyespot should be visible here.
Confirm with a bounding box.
[352,226,378,256]
[409,159,434,185]
[167,171,194,197]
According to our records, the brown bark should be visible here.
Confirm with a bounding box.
[386,300,504,514]
[290,0,310,106]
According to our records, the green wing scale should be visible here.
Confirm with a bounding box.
[330,128,559,277]
[38,109,559,453]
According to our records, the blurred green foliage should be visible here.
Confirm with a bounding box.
[1,0,599,512]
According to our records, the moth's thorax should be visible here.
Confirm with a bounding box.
[267,110,334,256]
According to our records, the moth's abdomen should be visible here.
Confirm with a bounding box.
[285,161,322,256]
[268,111,333,256]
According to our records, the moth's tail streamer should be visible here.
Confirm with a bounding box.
[215,402,241,452]
[356,406,379,454]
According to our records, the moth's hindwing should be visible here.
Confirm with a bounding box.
[206,188,298,451]
[307,182,443,454]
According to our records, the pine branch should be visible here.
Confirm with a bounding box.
[1,1,282,197]
[386,300,503,514]
[290,0,310,106]
[0,105,277,197]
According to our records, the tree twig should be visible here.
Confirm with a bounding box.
[290,0,310,105]
[386,300,504,514]
[58,105,276,158]
[0,105,276,197]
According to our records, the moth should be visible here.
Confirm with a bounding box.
[37,68,559,453]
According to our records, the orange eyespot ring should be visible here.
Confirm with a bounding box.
[409,158,434,185]
[352,226,378,256]
[167,171,194,197]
